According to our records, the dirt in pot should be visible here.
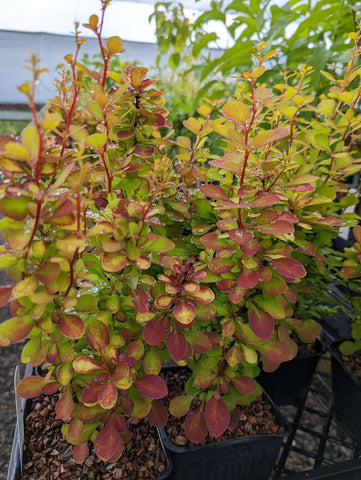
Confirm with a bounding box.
[162,368,284,448]
[333,347,361,381]
[291,335,320,357]
[22,394,167,480]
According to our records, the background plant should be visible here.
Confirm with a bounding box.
[151,0,361,104]
[337,225,361,354]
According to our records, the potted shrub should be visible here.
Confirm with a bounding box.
[330,225,361,443]
[1,1,361,479]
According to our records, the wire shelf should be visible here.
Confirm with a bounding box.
[273,354,361,480]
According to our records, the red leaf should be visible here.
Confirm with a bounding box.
[167,330,187,362]
[0,285,12,307]
[239,239,259,257]
[135,144,155,157]
[59,315,84,339]
[237,270,260,289]
[81,382,103,405]
[42,382,61,395]
[229,229,253,245]
[269,257,306,279]
[233,376,257,395]
[228,286,246,304]
[148,400,168,427]
[201,184,229,200]
[200,232,228,250]
[250,192,280,207]
[248,305,274,340]
[73,442,89,464]
[185,331,212,353]
[113,361,130,382]
[130,289,150,314]
[314,216,342,226]
[204,396,230,438]
[184,408,208,444]
[205,332,221,347]
[94,423,124,462]
[16,376,46,398]
[217,218,238,230]
[117,128,136,139]
[143,319,167,345]
[209,257,234,274]
[86,319,109,351]
[217,279,235,291]
[173,302,196,326]
[68,418,84,439]
[257,220,294,235]
[98,381,118,409]
[134,374,168,399]
[115,415,128,431]
[55,392,73,421]
[354,225,361,246]
[51,198,76,219]
[257,338,293,364]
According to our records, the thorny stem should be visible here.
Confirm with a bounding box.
[97,1,109,87]
[46,30,83,192]
[238,75,258,228]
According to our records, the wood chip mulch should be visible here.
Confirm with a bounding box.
[21,394,168,480]
[162,368,285,448]
[336,349,361,381]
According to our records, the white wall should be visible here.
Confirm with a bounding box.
[0,30,159,106]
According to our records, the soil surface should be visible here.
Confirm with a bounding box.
[22,394,167,480]
[334,348,361,380]
[162,368,284,448]
[292,336,321,358]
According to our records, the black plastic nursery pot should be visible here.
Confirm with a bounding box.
[158,391,291,480]
[330,342,361,446]
[258,339,324,406]
[7,366,172,480]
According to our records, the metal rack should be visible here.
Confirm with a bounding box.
[274,355,361,480]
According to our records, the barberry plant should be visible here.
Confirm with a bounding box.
[338,225,361,355]
[0,0,361,461]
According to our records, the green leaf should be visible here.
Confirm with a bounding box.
[144,234,175,253]
[12,276,38,298]
[86,134,107,150]
[106,36,124,55]
[0,196,29,221]
[192,32,218,57]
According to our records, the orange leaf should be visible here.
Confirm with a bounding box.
[204,396,230,438]
[94,423,124,462]
[16,376,46,398]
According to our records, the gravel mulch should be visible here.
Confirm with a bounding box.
[22,394,167,480]
[162,367,284,448]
